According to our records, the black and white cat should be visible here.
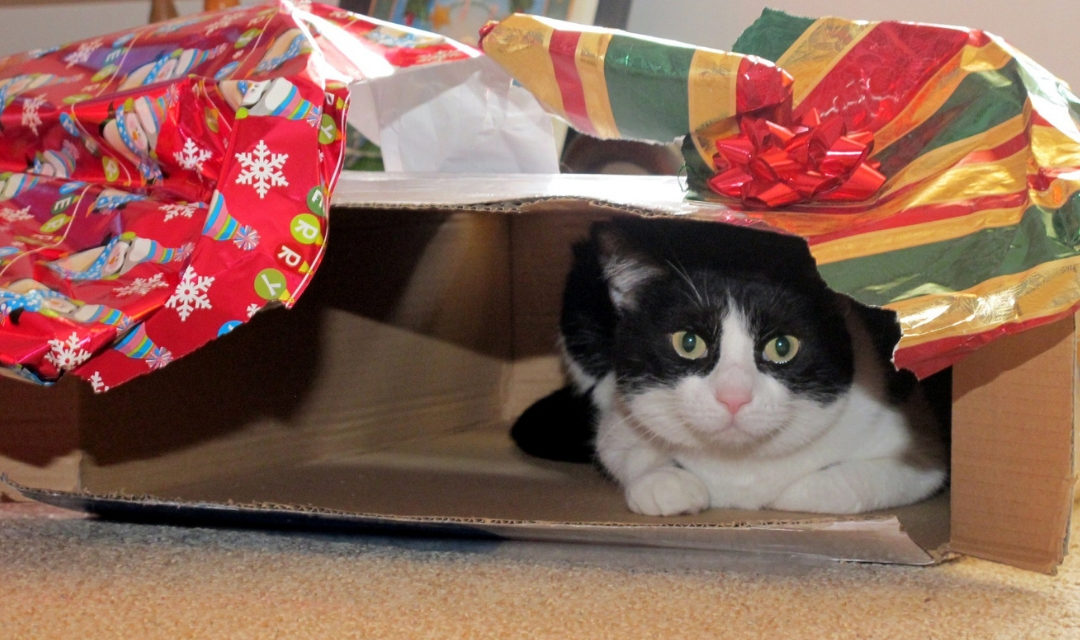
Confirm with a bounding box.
[512,217,947,516]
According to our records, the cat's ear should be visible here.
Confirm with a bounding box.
[594,224,664,312]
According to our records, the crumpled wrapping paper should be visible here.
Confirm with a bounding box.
[480,11,1080,378]
[0,1,497,389]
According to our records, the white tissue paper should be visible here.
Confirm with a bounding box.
[347,54,560,173]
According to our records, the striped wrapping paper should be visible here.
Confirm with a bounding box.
[481,10,1080,379]
[477,14,792,145]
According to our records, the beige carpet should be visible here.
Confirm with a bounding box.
[1,501,1079,639]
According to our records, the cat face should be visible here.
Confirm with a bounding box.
[600,222,855,455]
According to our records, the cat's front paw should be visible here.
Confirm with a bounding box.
[625,467,710,516]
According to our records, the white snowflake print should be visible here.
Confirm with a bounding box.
[161,201,200,222]
[416,49,464,66]
[114,273,169,297]
[162,83,181,110]
[88,371,110,393]
[247,9,275,27]
[63,39,102,68]
[246,303,261,319]
[233,225,260,250]
[234,139,288,199]
[176,242,195,262]
[0,205,32,224]
[21,94,46,135]
[202,13,238,35]
[174,138,213,172]
[27,47,60,59]
[145,346,173,370]
[45,332,92,372]
[165,267,214,322]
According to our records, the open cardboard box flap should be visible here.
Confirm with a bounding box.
[2,173,1074,573]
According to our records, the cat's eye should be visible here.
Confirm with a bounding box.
[762,335,800,364]
[671,331,708,360]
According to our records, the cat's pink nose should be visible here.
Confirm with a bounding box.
[716,388,752,414]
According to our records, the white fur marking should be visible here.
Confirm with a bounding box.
[603,257,661,311]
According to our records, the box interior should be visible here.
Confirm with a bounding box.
[2,177,1074,571]
[0,201,959,565]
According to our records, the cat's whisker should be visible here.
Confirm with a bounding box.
[665,258,708,309]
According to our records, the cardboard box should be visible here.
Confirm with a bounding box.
[2,173,1075,573]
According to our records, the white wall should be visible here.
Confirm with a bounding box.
[0,2,211,57]
[0,0,335,58]
[0,0,1075,87]
[627,0,1079,89]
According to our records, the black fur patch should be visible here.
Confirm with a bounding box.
[559,239,616,382]
[510,385,597,463]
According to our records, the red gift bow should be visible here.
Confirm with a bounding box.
[706,109,886,208]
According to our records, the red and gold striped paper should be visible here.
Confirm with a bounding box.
[736,11,1080,377]
[481,11,1080,379]
[479,14,792,145]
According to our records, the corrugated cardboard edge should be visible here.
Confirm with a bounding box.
[331,172,765,224]
[948,314,1077,574]
[1,475,939,566]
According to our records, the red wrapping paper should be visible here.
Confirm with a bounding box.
[0,1,475,389]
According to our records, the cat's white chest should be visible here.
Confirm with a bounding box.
[672,372,936,512]
[673,432,841,511]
